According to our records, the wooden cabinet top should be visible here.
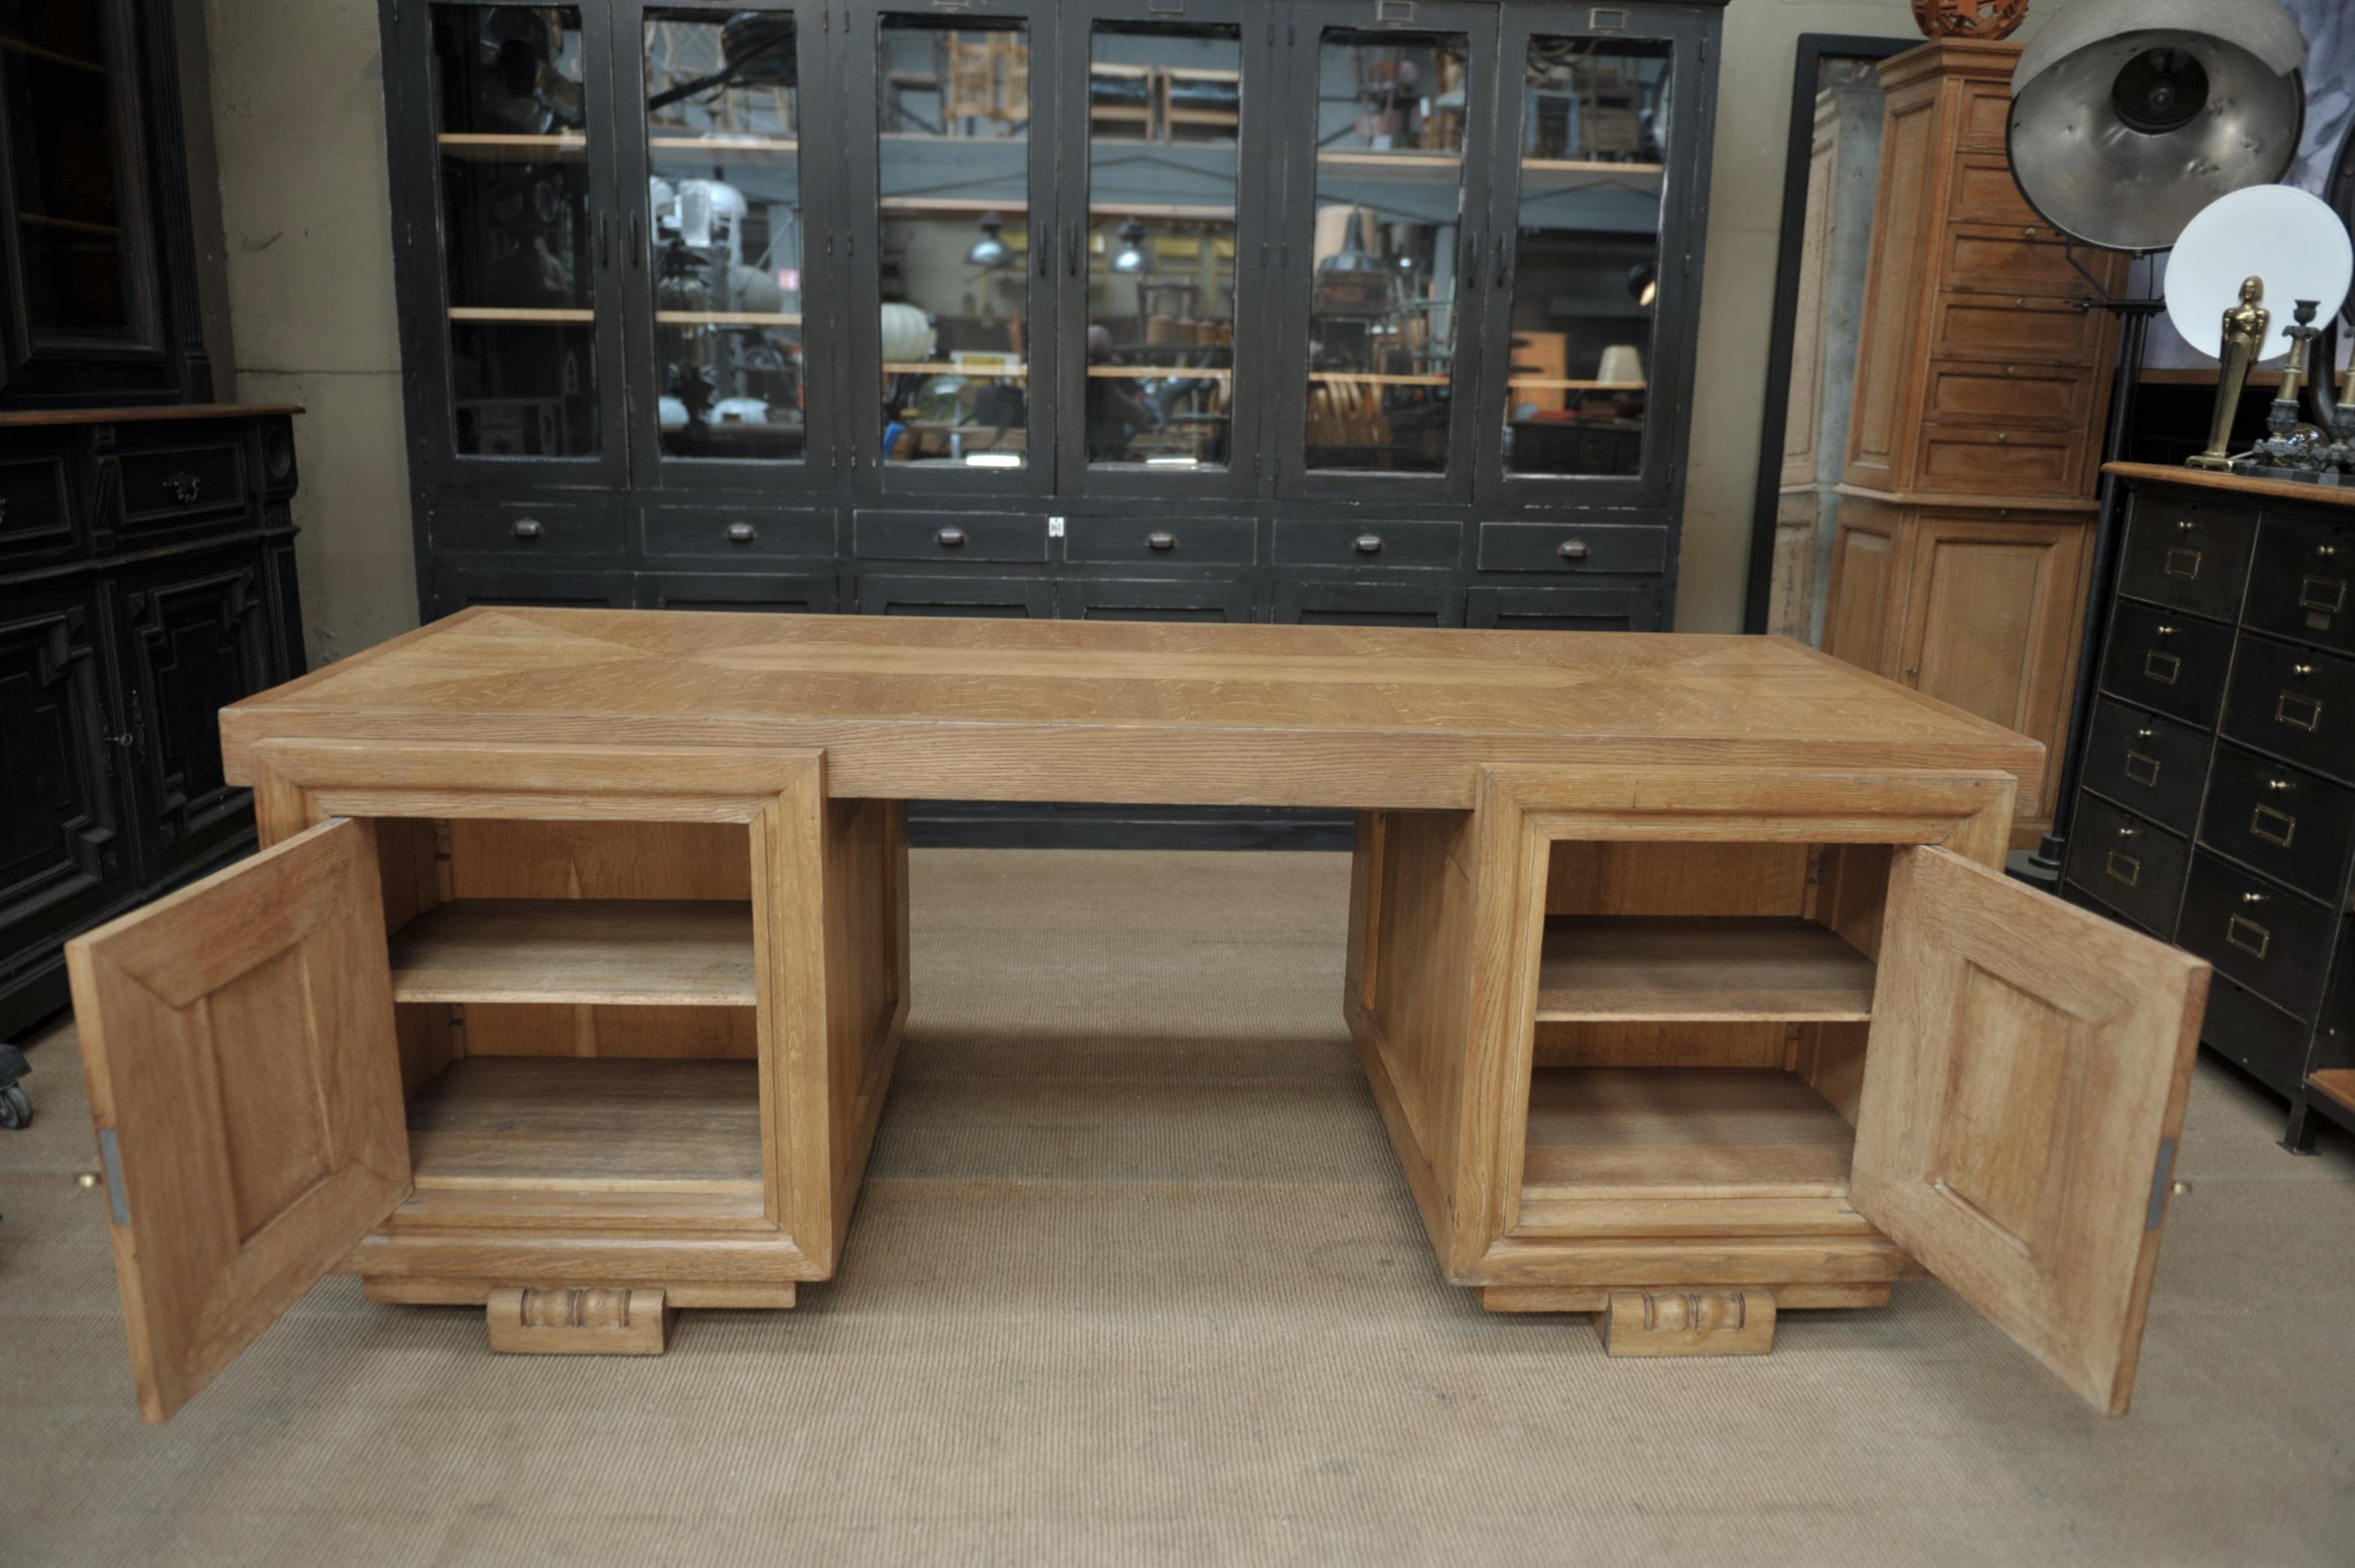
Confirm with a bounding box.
[2105,461,2355,512]
[221,609,2043,809]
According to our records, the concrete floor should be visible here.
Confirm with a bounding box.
[8,849,2354,1564]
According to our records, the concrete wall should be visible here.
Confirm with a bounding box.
[183,0,2093,654]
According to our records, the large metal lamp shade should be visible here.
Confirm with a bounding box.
[2008,0,2307,254]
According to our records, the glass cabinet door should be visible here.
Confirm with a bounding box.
[419,2,627,479]
[1477,12,1704,502]
[1052,0,1265,499]
[619,0,835,486]
[1273,3,1500,501]
[845,3,1058,490]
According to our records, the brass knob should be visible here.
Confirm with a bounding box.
[2294,663,2315,676]
[726,521,756,544]
[1354,533,1383,554]
[1147,530,1176,551]
[2317,545,2338,559]
[1996,432,2011,444]
[937,527,966,547]
[2156,624,2178,636]
[2136,728,2155,740]
[2267,778,2293,791]
[2242,890,2269,904]
[512,518,543,540]
[1557,540,1589,560]
[2116,826,2139,838]
[1905,666,1920,677]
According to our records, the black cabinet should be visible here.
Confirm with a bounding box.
[0,408,303,1038]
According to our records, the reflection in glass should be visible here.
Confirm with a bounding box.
[876,19,1032,468]
[1500,38,1670,479]
[644,9,806,461]
[1083,23,1241,471]
[431,5,599,457]
[0,0,146,339]
[1304,29,1471,475]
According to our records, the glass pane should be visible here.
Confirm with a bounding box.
[1304,29,1472,475]
[876,19,1032,469]
[1501,38,1670,479]
[431,5,600,458]
[0,0,144,339]
[1083,23,1241,472]
[644,8,806,461]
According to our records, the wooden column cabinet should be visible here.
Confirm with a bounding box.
[65,612,2213,1420]
[1821,38,2122,847]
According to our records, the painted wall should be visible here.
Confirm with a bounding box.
[185,0,2103,654]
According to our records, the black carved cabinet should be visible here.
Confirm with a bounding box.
[0,408,304,1037]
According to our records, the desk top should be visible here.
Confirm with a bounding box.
[222,609,2043,810]
[2106,461,2355,512]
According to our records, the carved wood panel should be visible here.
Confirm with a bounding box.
[0,580,134,959]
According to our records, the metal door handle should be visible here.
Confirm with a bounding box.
[628,213,643,270]
[937,527,966,547]
[1556,540,1589,560]
[1066,221,1080,279]
[600,213,613,270]
[726,522,757,544]
[511,518,543,540]
[1492,231,1509,289]
[167,472,201,504]
[1147,530,1175,551]
[1353,533,1383,554]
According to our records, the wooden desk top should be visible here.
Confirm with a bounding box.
[221,609,2043,810]
[2105,461,2355,512]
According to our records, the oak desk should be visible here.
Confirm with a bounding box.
[67,611,2208,1419]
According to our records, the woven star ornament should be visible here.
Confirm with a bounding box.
[1911,0,2031,39]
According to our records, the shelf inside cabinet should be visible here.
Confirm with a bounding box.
[438,131,588,162]
[2310,1070,2355,1117]
[1536,917,1875,1023]
[649,134,797,162]
[1523,1068,1855,1202]
[403,1058,765,1224]
[1317,150,1462,185]
[446,307,596,325]
[388,899,757,1008]
[1518,158,1664,193]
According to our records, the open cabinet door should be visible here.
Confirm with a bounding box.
[1851,847,2210,1415]
[65,819,410,1421]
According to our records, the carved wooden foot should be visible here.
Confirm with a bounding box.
[486,1287,672,1355]
[1592,1289,1775,1357]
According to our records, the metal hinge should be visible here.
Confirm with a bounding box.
[2145,1137,2178,1229]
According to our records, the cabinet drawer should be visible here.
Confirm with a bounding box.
[2220,635,2355,784]
[855,573,1053,618]
[2199,745,2355,904]
[1927,292,2108,365]
[637,571,836,614]
[1475,521,1667,575]
[0,454,75,563]
[119,442,247,525]
[2100,598,2233,727]
[431,500,624,558]
[1948,153,2042,228]
[2063,793,2190,935]
[1271,578,1462,627]
[2178,852,2335,1018]
[854,510,1048,563]
[640,505,833,561]
[1274,519,1462,570]
[2200,975,2311,1096]
[1921,359,2100,430]
[1915,424,2080,492]
[2242,509,2355,657]
[1063,516,1253,566]
[1057,577,1254,621]
[2081,698,2208,835]
[1957,79,2012,151]
[1938,226,2105,301]
[1468,585,1664,631]
[2118,492,2257,621]
[431,566,633,615]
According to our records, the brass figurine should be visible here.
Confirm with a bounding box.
[2189,276,2269,470]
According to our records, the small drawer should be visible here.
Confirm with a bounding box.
[2199,744,2355,904]
[1915,424,2080,492]
[2199,975,2311,1097]
[430,500,624,558]
[1475,521,1668,575]
[1927,292,2108,365]
[2117,491,2257,622]
[0,454,75,563]
[1948,153,2042,227]
[640,505,834,560]
[1063,516,1254,566]
[2242,509,2355,657]
[2178,852,2335,1018]
[1468,584,1663,632]
[2080,699,2208,835]
[1921,358,2100,430]
[119,443,246,524]
[1957,80,2012,151]
[2220,634,2355,784]
[1938,227,2103,301]
[854,509,1048,563]
[1274,519,1462,570]
[2100,598,2234,727]
[2063,793,2190,935]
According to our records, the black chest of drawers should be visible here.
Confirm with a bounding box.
[0,406,305,1038]
[2066,473,2354,1149]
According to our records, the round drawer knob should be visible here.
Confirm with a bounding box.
[512,518,544,540]
[1556,540,1590,560]
[2267,778,2293,791]
[2242,890,2269,904]
[2294,663,2315,676]
[937,527,967,548]
[1995,432,2011,444]
[726,521,757,544]
[2135,728,2155,740]
[2156,624,2178,636]
[1353,533,1383,554]
[1147,530,1176,551]
[2116,826,2139,839]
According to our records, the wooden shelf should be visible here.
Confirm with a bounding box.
[1518,158,1664,193]
[447,307,595,325]
[657,310,802,327]
[388,899,756,1007]
[1307,370,1450,387]
[2309,1069,2355,1116]
[884,361,1026,378]
[650,134,797,162]
[438,131,588,162]
[1087,364,1231,379]
[1507,377,1646,391]
[1317,150,1462,186]
[1523,1067,1855,1203]
[403,1058,764,1224]
[1537,917,1875,1023]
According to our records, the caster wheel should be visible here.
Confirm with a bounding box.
[0,1084,28,1130]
